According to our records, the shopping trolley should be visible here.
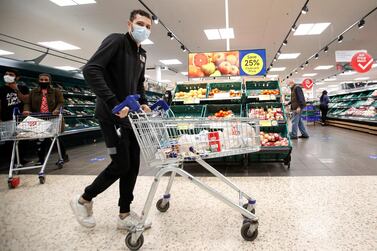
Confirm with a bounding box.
[0,108,65,188]
[113,96,261,250]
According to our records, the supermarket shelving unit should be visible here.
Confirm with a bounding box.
[327,85,377,135]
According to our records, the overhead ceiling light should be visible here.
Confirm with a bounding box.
[291,25,297,32]
[315,65,334,70]
[204,29,221,40]
[358,19,365,29]
[152,15,159,24]
[270,63,273,67]
[219,28,235,39]
[340,71,356,76]
[324,46,329,53]
[273,57,277,62]
[295,70,298,74]
[303,73,317,77]
[167,32,174,40]
[324,77,337,81]
[0,49,14,55]
[305,61,309,66]
[278,53,301,59]
[141,39,154,45]
[160,80,172,83]
[266,74,279,79]
[283,40,288,46]
[180,45,187,52]
[49,0,96,6]
[301,5,309,14]
[159,59,182,65]
[294,23,331,36]
[55,66,78,71]
[269,67,286,72]
[338,35,343,43]
[290,73,293,76]
[38,41,80,50]
[354,77,370,81]
[301,65,304,69]
[277,51,281,56]
[315,54,319,59]
[181,72,188,76]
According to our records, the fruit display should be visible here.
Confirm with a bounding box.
[259,132,289,147]
[344,106,376,117]
[208,88,241,98]
[174,88,207,99]
[249,107,284,121]
[371,90,377,97]
[188,51,240,78]
[208,109,234,118]
[260,89,280,95]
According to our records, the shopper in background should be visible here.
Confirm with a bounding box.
[0,69,30,164]
[287,80,309,139]
[23,73,69,163]
[319,90,330,126]
[70,9,152,230]
[0,69,29,121]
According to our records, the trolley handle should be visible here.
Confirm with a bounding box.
[112,95,170,115]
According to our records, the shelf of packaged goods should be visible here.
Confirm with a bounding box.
[62,91,96,98]
[66,104,96,108]
[62,126,101,135]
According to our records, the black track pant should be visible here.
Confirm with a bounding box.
[82,120,140,213]
[319,105,328,123]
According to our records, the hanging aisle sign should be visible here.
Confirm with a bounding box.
[351,52,374,73]
[188,49,266,78]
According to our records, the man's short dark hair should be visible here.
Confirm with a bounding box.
[39,73,52,82]
[6,68,20,77]
[130,9,151,21]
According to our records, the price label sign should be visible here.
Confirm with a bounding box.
[239,49,266,76]
[258,95,271,101]
[259,120,272,127]
[183,98,200,104]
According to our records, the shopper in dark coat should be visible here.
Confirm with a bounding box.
[319,90,330,125]
[287,80,309,139]
[23,73,69,163]
[70,9,152,230]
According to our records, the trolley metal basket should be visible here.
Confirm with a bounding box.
[114,97,261,250]
[0,110,65,188]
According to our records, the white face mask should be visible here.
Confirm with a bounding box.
[4,75,16,83]
[130,24,151,44]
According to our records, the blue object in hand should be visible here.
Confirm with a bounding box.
[112,95,141,114]
[150,99,170,111]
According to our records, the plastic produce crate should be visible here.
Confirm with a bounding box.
[208,82,242,98]
[245,80,280,96]
[245,102,286,121]
[174,83,208,100]
[204,104,243,117]
[170,105,206,118]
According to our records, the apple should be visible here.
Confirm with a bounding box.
[226,54,238,65]
[201,62,216,76]
[212,52,225,66]
[230,65,239,75]
[210,70,221,77]
[218,61,232,75]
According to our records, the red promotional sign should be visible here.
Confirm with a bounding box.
[351,52,374,73]
[301,79,314,89]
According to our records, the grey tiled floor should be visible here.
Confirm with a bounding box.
[1,125,377,176]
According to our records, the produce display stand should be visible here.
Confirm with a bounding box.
[171,79,292,168]
[327,86,377,135]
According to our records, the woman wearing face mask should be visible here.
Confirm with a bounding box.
[23,73,69,164]
[0,69,29,122]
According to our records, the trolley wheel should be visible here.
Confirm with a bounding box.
[242,203,256,214]
[241,220,258,241]
[156,198,170,212]
[8,177,20,189]
[56,160,64,169]
[39,176,45,184]
[125,233,144,251]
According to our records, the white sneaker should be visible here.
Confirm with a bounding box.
[117,211,152,230]
[70,194,96,228]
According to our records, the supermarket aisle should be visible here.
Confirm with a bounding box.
[0,174,376,250]
[1,125,376,176]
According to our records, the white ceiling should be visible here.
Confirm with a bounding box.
[1,0,377,90]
